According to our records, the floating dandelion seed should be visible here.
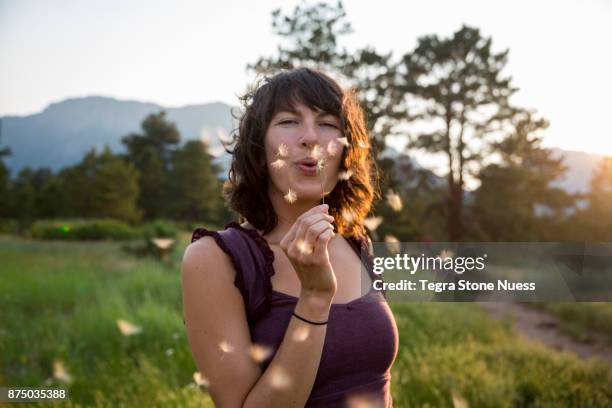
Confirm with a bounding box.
[386,190,403,212]
[117,319,142,336]
[193,371,210,388]
[269,366,292,389]
[452,391,470,408]
[248,344,273,363]
[310,144,323,160]
[53,360,73,384]
[342,209,355,225]
[284,189,297,204]
[296,238,313,255]
[165,348,175,357]
[346,393,385,408]
[338,170,353,181]
[277,143,289,158]
[336,137,350,147]
[271,158,286,169]
[218,340,234,353]
[217,128,233,147]
[363,216,383,232]
[384,235,401,254]
[151,238,175,250]
[438,249,455,260]
[292,325,310,342]
[357,139,370,149]
[326,140,339,157]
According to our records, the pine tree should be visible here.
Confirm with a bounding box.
[122,111,180,219]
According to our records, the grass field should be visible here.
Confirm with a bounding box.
[1,235,611,407]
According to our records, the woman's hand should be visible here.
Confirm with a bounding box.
[279,204,337,299]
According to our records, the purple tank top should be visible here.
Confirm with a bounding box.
[191,222,399,407]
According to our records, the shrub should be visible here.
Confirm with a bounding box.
[28,219,140,241]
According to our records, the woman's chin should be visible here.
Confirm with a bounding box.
[290,185,325,202]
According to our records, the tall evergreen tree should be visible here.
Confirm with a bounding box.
[584,157,612,240]
[398,25,517,240]
[472,109,573,240]
[60,147,141,222]
[248,1,399,152]
[90,147,142,223]
[167,140,224,223]
[122,111,180,219]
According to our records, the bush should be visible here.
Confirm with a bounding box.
[0,218,19,235]
[28,219,140,241]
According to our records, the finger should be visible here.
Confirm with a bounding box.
[295,208,334,238]
[281,204,329,249]
[313,228,334,259]
[304,219,334,245]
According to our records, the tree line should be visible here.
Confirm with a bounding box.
[0,111,229,227]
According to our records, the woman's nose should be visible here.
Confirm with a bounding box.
[300,122,319,146]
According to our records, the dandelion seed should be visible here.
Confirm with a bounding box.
[200,129,211,146]
[218,340,234,353]
[336,137,350,147]
[438,249,455,260]
[165,348,175,356]
[296,238,313,255]
[316,158,326,175]
[53,360,72,384]
[384,235,401,254]
[277,143,289,158]
[452,391,470,408]
[151,238,175,250]
[310,144,323,160]
[116,319,142,336]
[284,188,297,204]
[248,344,273,363]
[193,371,210,388]
[326,140,339,157]
[363,216,383,232]
[342,209,355,225]
[217,128,232,146]
[386,190,403,212]
[346,393,384,408]
[271,158,286,169]
[292,325,310,342]
[268,366,292,389]
[357,139,370,149]
[338,170,353,181]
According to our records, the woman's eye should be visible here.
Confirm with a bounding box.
[321,123,338,128]
[279,120,297,125]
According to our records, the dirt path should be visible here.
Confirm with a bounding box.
[480,302,612,364]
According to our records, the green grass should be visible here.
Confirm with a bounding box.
[1,236,611,407]
[531,302,612,344]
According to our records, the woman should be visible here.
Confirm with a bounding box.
[182,67,398,407]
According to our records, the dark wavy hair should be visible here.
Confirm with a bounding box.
[223,67,379,237]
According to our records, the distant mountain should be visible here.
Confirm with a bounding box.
[0,96,237,174]
[549,148,606,194]
[0,96,606,196]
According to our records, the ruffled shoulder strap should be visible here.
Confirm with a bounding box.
[191,222,275,325]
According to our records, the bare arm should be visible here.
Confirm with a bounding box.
[182,234,334,407]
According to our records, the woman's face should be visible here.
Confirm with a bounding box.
[264,101,345,203]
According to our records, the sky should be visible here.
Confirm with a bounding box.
[1,0,611,158]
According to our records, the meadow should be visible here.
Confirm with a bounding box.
[1,235,611,407]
